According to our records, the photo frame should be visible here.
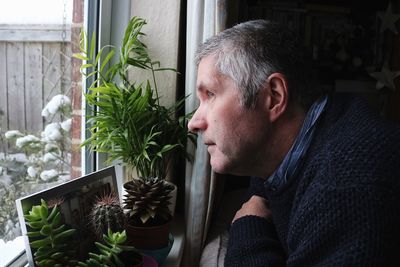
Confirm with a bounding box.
[15,166,119,266]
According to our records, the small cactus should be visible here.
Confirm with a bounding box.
[90,193,126,239]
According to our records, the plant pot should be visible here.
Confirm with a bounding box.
[138,234,174,265]
[120,250,144,267]
[125,219,171,250]
[142,254,159,267]
[166,181,177,216]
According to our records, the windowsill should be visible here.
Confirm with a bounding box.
[162,215,185,267]
[1,236,26,267]
[4,216,185,267]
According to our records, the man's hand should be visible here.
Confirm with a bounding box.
[233,195,272,223]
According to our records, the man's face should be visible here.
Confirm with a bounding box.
[188,56,271,176]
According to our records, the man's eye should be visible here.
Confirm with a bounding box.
[206,91,215,98]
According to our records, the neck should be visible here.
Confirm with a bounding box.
[260,104,306,178]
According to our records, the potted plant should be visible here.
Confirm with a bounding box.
[78,229,144,267]
[88,192,162,267]
[74,15,195,254]
[24,199,146,267]
[24,199,77,267]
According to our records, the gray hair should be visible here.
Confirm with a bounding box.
[195,20,322,109]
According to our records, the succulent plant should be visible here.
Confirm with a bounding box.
[90,193,126,239]
[123,177,174,225]
[24,199,77,267]
[78,229,141,267]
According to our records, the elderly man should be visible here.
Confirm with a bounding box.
[188,20,400,266]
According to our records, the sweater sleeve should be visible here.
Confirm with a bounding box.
[225,215,286,266]
[226,184,400,267]
[247,176,267,199]
[286,184,400,267]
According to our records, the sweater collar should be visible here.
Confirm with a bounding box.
[265,95,328,192]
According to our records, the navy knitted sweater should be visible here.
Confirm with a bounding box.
[225,94,400,266]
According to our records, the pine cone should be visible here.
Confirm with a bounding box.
[123,177,174,225]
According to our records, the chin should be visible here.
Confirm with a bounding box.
[210,164,226,174]
[210,160,225,174]
[210,159,234,175]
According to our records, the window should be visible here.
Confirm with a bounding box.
[0,0,82,265]
[0,0,183,265]
[0,0,131,265]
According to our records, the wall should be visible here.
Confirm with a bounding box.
[130,0,182,107]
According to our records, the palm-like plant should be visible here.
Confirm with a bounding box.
[74,16,195,179]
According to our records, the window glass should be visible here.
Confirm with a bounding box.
[0,0,82,262]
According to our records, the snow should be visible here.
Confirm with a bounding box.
[40,169,58,181]
[15,135,40,149]
[43,123,62,141]
[4,130,23,139]
[41,94,71,118]
[27,166,38,178]
[43,153,58,163]
[0,236,25,267]
[61,119,72,132]
[7,153,27,163]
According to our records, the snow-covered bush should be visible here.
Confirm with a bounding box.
[0,94,72,241]
[5,94,72,183]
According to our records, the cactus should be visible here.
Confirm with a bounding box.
[78,229,142,267]
[90,193,126,239]
[123,177,173,225]
[24,199,77,267]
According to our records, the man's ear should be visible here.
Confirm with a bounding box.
[264,73,289,122]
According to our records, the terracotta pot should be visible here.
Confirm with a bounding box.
[125,219,171,250]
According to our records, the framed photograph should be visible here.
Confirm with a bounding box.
[16,166,118,266]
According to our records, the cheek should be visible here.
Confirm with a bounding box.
[217,115,247,151]
[230,114,267,150]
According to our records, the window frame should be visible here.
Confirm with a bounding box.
[82,0,131,174]
[4,1,131,266]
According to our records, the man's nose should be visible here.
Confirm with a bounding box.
[188,109,206,133]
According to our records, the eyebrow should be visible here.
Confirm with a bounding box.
[196,82,205,93]
[196,76,220,92]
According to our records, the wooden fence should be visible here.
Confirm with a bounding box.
[0,24,72,135]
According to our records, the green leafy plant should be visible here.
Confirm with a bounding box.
[74,16,195,180]
[24,199,77,267]
[74,15,195,252]
[78,229,142,267]
[90,193,126,238]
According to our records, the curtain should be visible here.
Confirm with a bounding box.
[183,0,232,266]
